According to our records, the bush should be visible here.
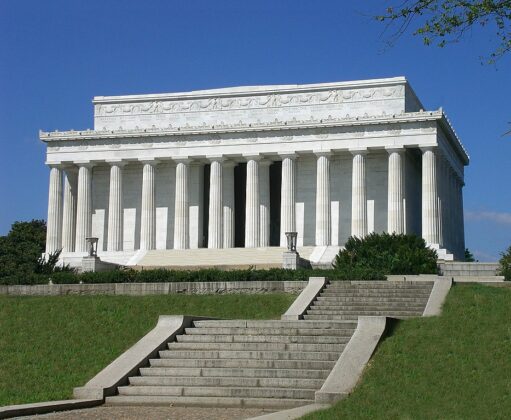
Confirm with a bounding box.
[333,232,438,275]
[0,265,385,286]
[499,246,511,281]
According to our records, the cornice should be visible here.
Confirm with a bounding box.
[41,110,441,141]
[438,110,469,165]
[40,109,469,166]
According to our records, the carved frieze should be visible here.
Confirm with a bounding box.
[94,85,405,118]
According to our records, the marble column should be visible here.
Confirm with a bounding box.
[280,154,296,247]
[45,165,63,254]
[457,177,466,258]
[245,157,260,248]
[62,168,77,253]
[387,148,404,234]
[259,160,271,247]
[315,152,331,246]
[421,147,440,246]
[140,160,157,251]
[189,163,204,249]
[208,158,223,248]
[107,162,125,252]
[174,159,189,250]
[75,163,93,253]
[437,156,445,248]
[351,150,367,238]
[452,169,460,256]
[223,161,236,249]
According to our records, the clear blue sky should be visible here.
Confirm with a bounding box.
[0,0,509,260]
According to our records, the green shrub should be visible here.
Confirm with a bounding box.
[333,232,438,275]
[499,246,511,281]
[35,249,75,275]
[0,265,384,285]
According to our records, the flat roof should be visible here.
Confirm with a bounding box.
[93,76,409,104]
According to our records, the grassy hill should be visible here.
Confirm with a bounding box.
[0,293,296,406]
[304,284,511,419]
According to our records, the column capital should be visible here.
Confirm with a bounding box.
[206,155,225,163]
[106,160,128,167]
[349,148,368,156]
[46,162,64,169]
[173,157,192,164]
[419,145,438,153]
[313,150,332,157]
[259,159,273,167]
[242,154,263,161]
[74,161,95,169]
[278,152,298,159]
[138,158,160,166]
[385,146,405,154]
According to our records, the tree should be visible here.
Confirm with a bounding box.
[0,220,46,278]
[464,248,476,261]
[499,245,511,280]
[376,1,511,63]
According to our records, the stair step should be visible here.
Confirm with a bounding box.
[129,376,324,389]
[176,334,350,344]
[320,291,432,297]
[308,305,426,313]
[105,395,313,409]
[149,358,336,370]
[139,367,330,379]
[316,296,429,303]
[159,349,341,361]
[192,320,355,329]
[184,327,355,336]
[326,282,433,289]
[167,341,345,352]
[117,385,315,400]
[304,313,422,320]
[311,303,426,309]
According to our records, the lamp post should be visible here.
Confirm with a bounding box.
[85,237,99,257]
[285,231,298,253]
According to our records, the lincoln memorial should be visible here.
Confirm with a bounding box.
[40,77,469,267]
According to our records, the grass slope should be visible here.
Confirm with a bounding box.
[305,284,511,420]
[0,293,295,406]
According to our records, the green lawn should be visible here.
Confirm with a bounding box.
[0,293,295,406]
[304,284,511,420]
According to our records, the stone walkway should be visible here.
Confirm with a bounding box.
[22,406,272,420]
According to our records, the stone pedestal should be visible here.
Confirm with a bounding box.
[81,256,118,273]
[282,251,311,270]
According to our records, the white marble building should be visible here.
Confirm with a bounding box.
[41,77,469,265]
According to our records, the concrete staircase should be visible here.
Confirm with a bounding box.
[438,262,503,282]
[106,319,356,409]
[136,247,316,269]
[304,281,434,321]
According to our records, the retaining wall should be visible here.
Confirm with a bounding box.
[0,281,307,296]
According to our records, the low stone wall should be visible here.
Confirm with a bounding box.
[0,281,307,296]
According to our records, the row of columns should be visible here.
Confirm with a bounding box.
[46,147,464,256]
